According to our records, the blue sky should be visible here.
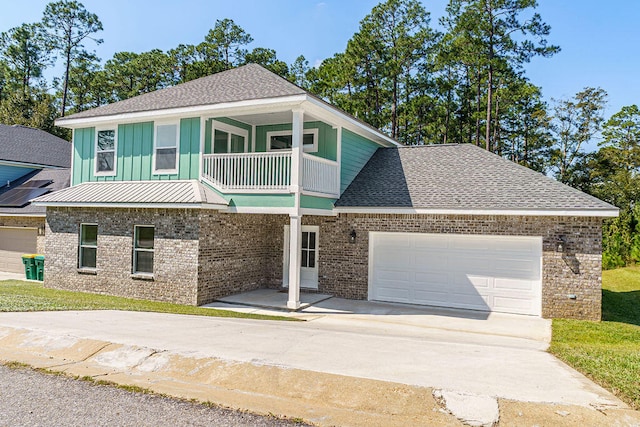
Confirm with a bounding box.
[2,0,640,148]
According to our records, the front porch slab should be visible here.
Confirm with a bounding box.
[209,288,332,312]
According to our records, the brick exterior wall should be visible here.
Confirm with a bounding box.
[45,207,200,305]
[306,214,603,321]
[196,212,287,305]
[43,207,603,320]
[0,216,45,253]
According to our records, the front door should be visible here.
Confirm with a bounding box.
[283,225,319,289]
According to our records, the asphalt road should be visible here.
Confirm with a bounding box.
[0,365,308,427]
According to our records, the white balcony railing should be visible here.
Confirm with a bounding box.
[202,152,339,196]
[302,153,339,196]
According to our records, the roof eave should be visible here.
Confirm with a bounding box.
[55,95,309,128]
[31,201,227,210]
[333,206,620,217]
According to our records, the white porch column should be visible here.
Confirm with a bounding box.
[287,214,302,309]
[287,108,304,310]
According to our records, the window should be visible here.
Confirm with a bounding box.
[133,226,154,274]
[95,129,116,175]
[301,230,317,268]
[212,121,248,154]
[266,128,318,153]
[154,123,179,173]
[79,224,98,269]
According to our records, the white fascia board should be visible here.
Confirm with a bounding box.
[300,208,337,217]
[55,95,308,128]
[302,96,399,147]
[0,213,45,218]
[223,206,296,215]
[0,160,51,169]
[31,201,226,210]
[333,207,620,217]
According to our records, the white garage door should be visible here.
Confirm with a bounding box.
[369,233,542,316]
[0,227,38,274]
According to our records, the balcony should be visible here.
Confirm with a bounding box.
[202,152,339,197]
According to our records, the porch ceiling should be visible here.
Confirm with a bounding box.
[230,110,326,126]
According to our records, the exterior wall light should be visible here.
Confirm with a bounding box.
[556,235,566,253]
[349,230,356,244]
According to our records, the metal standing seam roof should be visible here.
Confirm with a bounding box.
[31,180,228,208]
[0,124,71,168]
[335,144,618,214]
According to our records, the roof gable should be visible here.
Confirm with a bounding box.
[60,64,306,121]
[0,125,71,168]
[336,144,617,215]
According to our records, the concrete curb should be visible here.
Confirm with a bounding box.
[0,325,638,427]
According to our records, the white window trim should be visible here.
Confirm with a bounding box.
[132,224,155,275]
[266,128,319,153]
[212,120,249,153]
[78,223,98,270]
[153,121,180,175]
[94,127,117,176]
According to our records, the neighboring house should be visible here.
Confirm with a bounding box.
[33,64,617,320]
[0,124,71,273]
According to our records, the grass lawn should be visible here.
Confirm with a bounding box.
[550,266,640,409]
[0,280,294,322]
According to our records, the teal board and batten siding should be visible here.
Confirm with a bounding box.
[72,118,200,185]
[340,129,380,194]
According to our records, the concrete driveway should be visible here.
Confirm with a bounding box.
[0,306,620,408]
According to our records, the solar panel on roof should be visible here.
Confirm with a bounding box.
[21,179,53,188]
[0,187,51,207]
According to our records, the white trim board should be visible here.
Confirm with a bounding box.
[333,207,619,217]
[31,202,224,210]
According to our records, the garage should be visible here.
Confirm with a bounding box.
[369,232,542,316]
[0,227,37,274]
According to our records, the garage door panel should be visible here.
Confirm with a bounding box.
[375,269,412,283]
[370,233,542,316]
[373,251,408,268]
[494,278,537,292]
[449,237,492,251]
[493,296,536,314]
[375,286,411,301]
[0,227,38,274]
[414,234,448,250]
[414,272,449,289]
[412,252,449,271]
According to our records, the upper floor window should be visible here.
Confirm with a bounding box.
[213,121,248,154]
[266,128,318,153]
[95,128,116,175]
[78,223,97,269]
[154,122,179,174]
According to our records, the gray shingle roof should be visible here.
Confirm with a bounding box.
[335,144,617,213]
[0,124,71,168]
[0,168,70,216]
[60,64,306,121]
[31,180,228,208]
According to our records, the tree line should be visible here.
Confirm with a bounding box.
[1,0,638,268]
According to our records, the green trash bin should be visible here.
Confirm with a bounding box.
[34,255,45,281]
[21,254,36,280]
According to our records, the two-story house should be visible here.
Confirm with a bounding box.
[34,64,617,320]
[0,124,70,273]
